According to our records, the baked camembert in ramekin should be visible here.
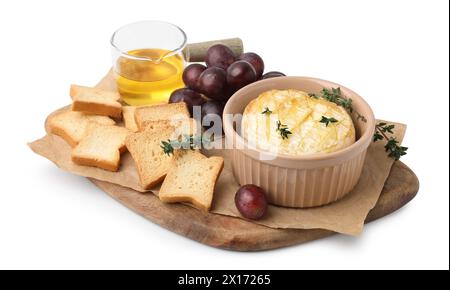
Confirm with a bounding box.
[242,89,355,155]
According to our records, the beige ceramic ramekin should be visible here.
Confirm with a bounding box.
[223,76,375,208]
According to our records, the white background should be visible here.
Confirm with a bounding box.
[0,0,448,270]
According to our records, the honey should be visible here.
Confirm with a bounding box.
[114,48,185,105]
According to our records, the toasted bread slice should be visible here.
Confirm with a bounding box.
[70,84,122,119]
[125,123,176,189]
[122,106,139,132]
[123,104,167,132]
[48,110,116,147]
[159,150,224,211]
[72,123,129,171]
[144,118,199,137]
[134,102,190,131]
[125,118,198,189]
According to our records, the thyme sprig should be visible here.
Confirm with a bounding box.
[320,87,353,113]
[373,122,408,160]
[276,120,292,140]
[160,134,210,156]
[309,87,369,123]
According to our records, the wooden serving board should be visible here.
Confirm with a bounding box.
[90,161,419,251]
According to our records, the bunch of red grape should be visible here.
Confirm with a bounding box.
[169,44,285,127]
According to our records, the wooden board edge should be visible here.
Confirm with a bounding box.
[89,161,419,251]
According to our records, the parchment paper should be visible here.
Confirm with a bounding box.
[28,71,407,235]
[208,123,405,235]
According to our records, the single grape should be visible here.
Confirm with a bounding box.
[182,63,206,90]
[201,100,225,129]
[261,71,286,80]
[169,88,205,116]
[226,60,257,91]
[197,67,227,99]
[205,44,236,70]
[239,52,264,79]
[235,184,268,220]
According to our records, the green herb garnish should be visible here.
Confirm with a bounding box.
[320,87,353,113]
[261,107,272,114]
[320,116,339,127]
[309,87,369,123]
[373,122,408,160]
[276,120,292,140]
[160,134,210,156]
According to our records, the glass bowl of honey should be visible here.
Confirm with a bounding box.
[111,21,187,105]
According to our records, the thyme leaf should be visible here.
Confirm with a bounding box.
[276,120,292,140]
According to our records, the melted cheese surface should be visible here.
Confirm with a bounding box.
[242,89,355,155]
